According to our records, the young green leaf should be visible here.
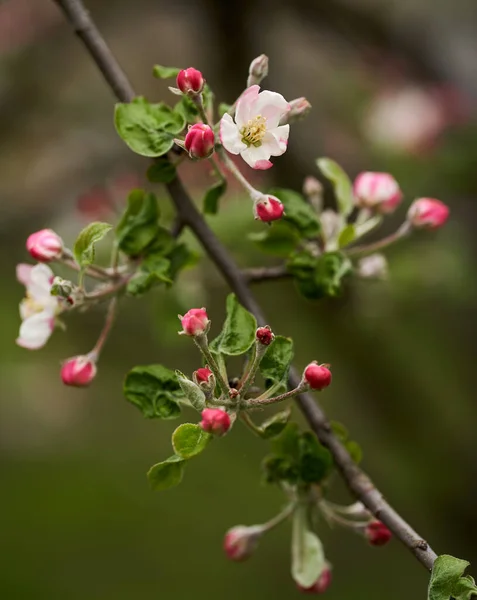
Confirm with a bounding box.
[167,242,199,280]
[291,506,326,588]
[258,408,291,439]
[124,364,183,419]
[203,180,227,215]
[126,255,171,296]
[175,371,206,411]
[262,454,299,484]
[146,159,177,183]
[73,222,112,267]
[287,250,352,300]
[215,294,257,356]
[172,423,211,459]
[147,455,185,491]
[428,555,477,600]
[269,188,321,238]
[259,336,294,387]
[152,65,181,79]
[249,221,300,257]
[116,190,160,256]
[298,431,333,483]
[338,223,356,248]
[317,158,354,217]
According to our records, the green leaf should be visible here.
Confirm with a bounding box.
[270,188,321,238]
[166,242,199,280]
[287,250,352,300]
[172,423,211,459]
[175,370,206,411]
[146,159,177,183]
[153,65,181,79]
[203,180,227,215]
[331,421,362,464]
[291,506,326,588]
[317,157,354,217]
[258,408,292,439]
[124,364,183,419]
[346,440,363,464]
[147,455,185,491]
[298,431,333,483]
[116,189,160,256]
[428,555,477,600]
[338,223,356,248]
[214,294,257,356]
[249,221,300,257]
[73,222,112,267]
[272,422,301,460]
[262,454,299,484]
[126,255,171,296]
[114,97,185,157]
[259,336,294,387]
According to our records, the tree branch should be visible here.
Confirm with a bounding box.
[54,0,437,571]
[243,264,291,283]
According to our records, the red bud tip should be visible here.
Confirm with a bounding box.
[61,355,97,387]
[195,367,213,384]
[184,123,215,159]
[365,520,392,546]
[26,229,63,262]
[353,172,402,214]
[407,197,449,229]
[200,408,231,436]
[223,525,262,561]
[256,326,274,346]
[304,362,332,391]
[176,67,205,95]
[297,567,332,594]
[254,196,284,222]
[179,308,209,336]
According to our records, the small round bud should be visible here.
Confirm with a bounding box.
[297,566,332,594]
[179,308,209,336]
[26,229,63,262]
[200,408,231,436]
[407,197,449,230]
[223,525,262,561]
[357,254,388,280]
[254,196,284,222]
[304,362,332,391]
[184,123,215,159]
[195,367,214,384]
[61,355,97,387]
[353,172,402,214]
[50,276,75,299]
[286,97,312,122]
[303,176,323,199]
[365,520,392,546]
[176,67,205,95]
[256,326,274,346]
[247,54,269,86]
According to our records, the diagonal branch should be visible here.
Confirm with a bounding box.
[54,0,437,571]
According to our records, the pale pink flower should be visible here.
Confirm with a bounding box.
[353,172,402,213]
[220,85,290,170]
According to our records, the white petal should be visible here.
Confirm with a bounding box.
[262,124,290,156]
[235,85,260,127]
[16,311,54,350]
[254,91,290,128]
[28,264,54,304]
[16,263,33,286]
[240,145,273,170]
[220,113,247,155]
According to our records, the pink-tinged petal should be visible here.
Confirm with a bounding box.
[28,264,55,303]
[16,312,54,350]
[262,124,290,157]
[16,263,33,287]
[235,85,260,127]
[254,91,290,127]
[240,145,273,169]
[220,113,247,155]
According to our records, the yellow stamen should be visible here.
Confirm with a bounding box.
[240,114,267,147]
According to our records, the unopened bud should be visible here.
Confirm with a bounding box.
[303,362,332,391]
[254,195,284,223]
[194,367,214,385]
[365,520,392,546]
[297,565,332,594]
[247,54,269,87]
[61,355,97,387]
[281,97,311,124]
[179,308,209,336]
[184,123,215,159]
[353,172,402,214]
[303,176,324,213]
[176,67,205,95]
[200,408,231,436]
[320,209,341,244]
[26,229,63,262]
[223,525,263,561]
[50,276,74,299]
[357,254,388,280]
[407,197,449,230]
[256,326,274,346]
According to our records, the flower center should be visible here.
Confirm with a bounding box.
[240,115,267,147]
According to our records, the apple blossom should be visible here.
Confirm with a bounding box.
[179,308,209,336]
[61,355,97,387]
[407,198,449,229]
[176,67,204,95]
[200,408,231,436]
[247,54,269,87]
[253,195,284,222]
[194,367,214,384]
[220,85,290,169]
[223,525,263,561]
[353,172,402,213]
[184,123,215,159]
[26,229,63,262]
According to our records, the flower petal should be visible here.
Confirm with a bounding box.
[16,311,54,350]
[220,113,247,155]
[262,124,290,156]
[254,91,290,128]
[240,145,274,170]
[235,85,260,127]
[16,263,33,286]
[28,264,55,304]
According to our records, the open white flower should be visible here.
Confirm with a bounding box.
[16,263,62,349]
[220,85,290,170]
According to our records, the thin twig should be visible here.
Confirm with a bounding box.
[243,265,290,283]
[54,0,437,571]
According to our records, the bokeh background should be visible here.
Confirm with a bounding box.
[1,0,477,598]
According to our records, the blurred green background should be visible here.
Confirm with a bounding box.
[1,0,477,598]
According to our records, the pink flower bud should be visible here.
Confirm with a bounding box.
[287,97,312,121]
[176,67,205,95]
[223,525,262,561]
[26,229,63,262]
[353,172,402,213]
[247,54,269,86]
[179,308,209,336]
[304,362,332,391]
[254,196,284,222]
[61,355,97,387]
[195,367,214,384]
[365,520,392,546]
[200,408,231,436]
[297,566,332,594]
[184,123,215,159]
[407,197,449,229]
[256,326,274,346]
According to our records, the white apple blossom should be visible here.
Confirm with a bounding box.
[219,85,290,170]
[16,263,63,350]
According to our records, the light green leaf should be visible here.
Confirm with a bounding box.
[338,224,356,248]
[172,423,211,459]
[124,364,183,419]
[203,180,227,215]
[298,431,333,483]
[428,555,477,600]
[147,455,185,491]
[317,158,354,217]
[153,65,181,79]
[146,159,177,183]
[259,336,294,387]
[126,255,171,296]
[175,371,206,411]
[116,189,160,256]
[453,575,477,600]
[215,294,257,356]
[269,188,321,238]
[73,222,112,267]
[249,221,300,257]
[167,242,199,280]
[291,506,326,588]
[258,408,291,439]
